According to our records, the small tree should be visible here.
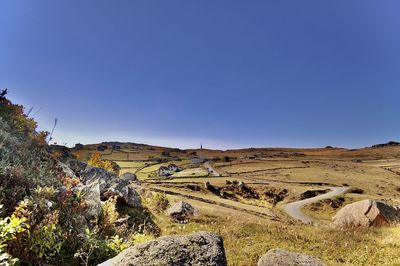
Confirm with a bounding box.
[87,153,120,175]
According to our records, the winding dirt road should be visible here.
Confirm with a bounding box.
[204,161,221,177]
[283,187,348,224]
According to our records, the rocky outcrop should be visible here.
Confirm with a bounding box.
[98,231,227,266]
[64,159,88,177]
[103,180,142,208]
[62,159,142,208]
[63,159,117,193]
[81,166,116,194]
[119,172,137,181]
[333,199,400,228]
[258,248,326,266]
[166,201,199,222]
[58,161,78,179]
[78,180,102,218]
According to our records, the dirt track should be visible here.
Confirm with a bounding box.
[204,161,221,176]
[283,187,348,224]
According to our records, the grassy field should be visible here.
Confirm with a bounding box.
[149,192,400,266]
[171,167,209,177]
[73,142,400,265]
[216,159,306,174]
[114,161,157,175]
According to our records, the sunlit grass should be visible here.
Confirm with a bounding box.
[148,193,400,266]
[171,167,209,177]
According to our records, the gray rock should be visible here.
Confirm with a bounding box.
[58,161,78,179]
[333,199,400,228]
[104,180,141,208]
[64,159,88,176]
[119,172,137,181]
[98,231,227,266]
[166,201,199,222]
[82,180,102,218]
[258,248,326,266]
[81,166,116,193]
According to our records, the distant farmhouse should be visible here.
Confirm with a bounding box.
[157,164,181,176]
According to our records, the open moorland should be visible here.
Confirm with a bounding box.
[71,142,400,265]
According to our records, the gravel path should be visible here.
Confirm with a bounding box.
[204,161,221,176]
[283,187,348,224]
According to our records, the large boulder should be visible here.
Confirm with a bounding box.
[258,248,326,266]
[64,159,118,194]
[78,180,102,219]
[333,199,400,228]
[98,231,227,266]
[64,159,116,186]
[104,180,141,208]
[81,166,116,193]
[119,172,137,181]
[166,201,199,222]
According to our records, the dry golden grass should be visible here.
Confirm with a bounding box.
[74,143,400,265]
[171,167,209,177]
[151,193,400,266]
[218,160,305,174]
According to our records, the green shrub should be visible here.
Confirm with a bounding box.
[0,101,58,214]
[148,193,170,213]
[9,190,65,264]
[128,233,154,245]
[74,228,128,266]
[0,205,28,265]
[74,228,105,266]
[0,92,155,265]
[106,235,128,255]
[99,197,120,236]
[30,211,63,261]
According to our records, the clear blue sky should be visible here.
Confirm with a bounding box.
[1,1,399,149]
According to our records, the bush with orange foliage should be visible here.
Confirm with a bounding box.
[88,153,120,175]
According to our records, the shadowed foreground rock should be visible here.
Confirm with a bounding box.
[333,199,400,228]
[258,248,326,266]
[98,231,227,266]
